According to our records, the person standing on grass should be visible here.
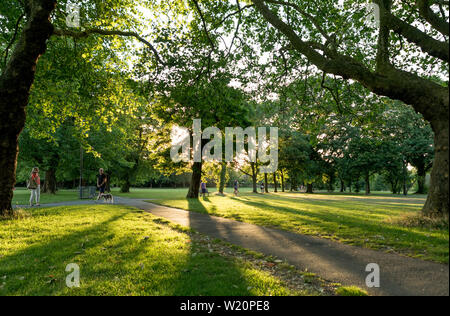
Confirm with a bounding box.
[96,168,107,200]
[28,167,41,207]
[201,181,208,197]
[260,182,265,194]
[234,180,239,196]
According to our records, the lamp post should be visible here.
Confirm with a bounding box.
[79,145,83,199]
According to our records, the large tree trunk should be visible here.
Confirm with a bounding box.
[390,179,399,194]
[120,177,131,193]
[187,162,202,198]
[264,173,269,193]
[251,162,257,193]
[402,160,408,196]
[43,168,57,194]
[42,150,59,194]
[280,171,285,192]
[273,172,278,193]
[0,0,56,215]
[105,173,111,193]
[340,178,345,192]
[218,161,227,195]
[422,121,449,218]
[365,172,371,195]
[415,163,427,195]
[306,183,313,194]
[327,172,335,192]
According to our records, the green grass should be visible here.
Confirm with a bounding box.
[11,187,449,263]
[12,188,80,206]
[0,205,324,296]
[116,188,448,264]
[336,286,369,297]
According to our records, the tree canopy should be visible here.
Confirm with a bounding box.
[0,0,447,217]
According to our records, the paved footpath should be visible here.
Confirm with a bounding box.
[18,197,449,296]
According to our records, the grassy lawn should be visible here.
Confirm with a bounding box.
[10,187,449,263]
[12,188,80,206]
[117,188,448,264]
[0,205,333,296]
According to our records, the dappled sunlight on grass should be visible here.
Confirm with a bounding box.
[12,189,81,206]
[0,205,310,296]
[141,189,448,264]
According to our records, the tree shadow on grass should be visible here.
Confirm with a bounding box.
[182,199,447,295]
[233,198,448,248]
[178,198,256,296]
[1,203,306,296]
[0,210,129,295]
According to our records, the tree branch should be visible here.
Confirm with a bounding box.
[2,14,24,69]
[238,167,252,177]
[376,0,393,71]
[52,28,166,65]
[416,0,449,36]
[192,0,215,50]
[262,0,333,43]
[321,72,341,109]
[373,0,449,62]
[191,0,215,77]
[213,4,254,29]
[252,0,448,122]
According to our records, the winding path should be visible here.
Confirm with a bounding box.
[17,197,449,296]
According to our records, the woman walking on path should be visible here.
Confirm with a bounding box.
[28,167,41,207]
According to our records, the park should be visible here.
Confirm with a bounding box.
[0,0,448,299]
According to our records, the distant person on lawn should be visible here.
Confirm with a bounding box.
[260,182,265,194]
[201,181,209,197]
[234,180,239,196]
[28,167,41,207]
[97,168,108,200]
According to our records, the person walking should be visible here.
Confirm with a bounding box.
[200,181,208,197]
[28,167,41,207]
[96,168,108,200]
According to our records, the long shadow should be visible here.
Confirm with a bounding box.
[234,197,447,245]
[254,193,423,216]
[0,210,128,295]
[237,217,448,296]
[141,196,448,295]
[180,198,448,296]
[1,204,263,296]
[169,198,254,296]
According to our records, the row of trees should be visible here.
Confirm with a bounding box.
[0,0,447,218]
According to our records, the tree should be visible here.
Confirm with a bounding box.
[249,0,448,217]
[0,0,162,213]
[0,0,56,214]
[278,130,319,192]
[153,77,251,198]
[380,103,434,194]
